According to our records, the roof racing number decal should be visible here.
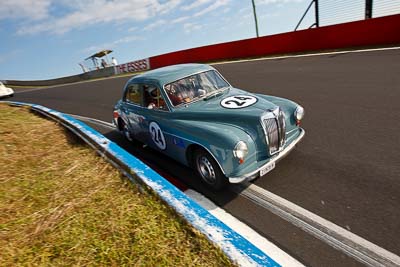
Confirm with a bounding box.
[149,122,166,150]
[220,95,258,109]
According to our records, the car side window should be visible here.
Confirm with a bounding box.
[124,84,142,105]
[142,84,168,111]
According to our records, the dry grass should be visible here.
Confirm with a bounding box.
[0,104,234,266]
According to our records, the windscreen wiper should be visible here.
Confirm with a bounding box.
[203,87,230,101]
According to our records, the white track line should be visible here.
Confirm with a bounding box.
[60,115,400,266]
[212,46,400,66]
[185,189,304,267]
[61,114,304,265]
[67,114,116,129]
[233,183,400,267]
[14,87,56,93]
[12,46,400,94]
[12,72,138,92]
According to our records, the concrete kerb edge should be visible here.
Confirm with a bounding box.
[1,101,280,267]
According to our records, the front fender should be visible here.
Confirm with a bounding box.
[166,120,257,177]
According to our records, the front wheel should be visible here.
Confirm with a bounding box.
[194,149,228,191]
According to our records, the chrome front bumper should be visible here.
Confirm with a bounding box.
[228,128,305,184]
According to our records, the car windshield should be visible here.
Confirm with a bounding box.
[164,70,230,107]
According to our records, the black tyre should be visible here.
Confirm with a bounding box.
[121,121,134,142]
[194,149,228,191]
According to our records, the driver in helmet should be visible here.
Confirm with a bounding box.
[145,85,165,109]
[165,80,196,106]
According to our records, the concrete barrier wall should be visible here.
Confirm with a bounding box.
[5,14,400,86]
[6,67,116,87]
[149,14,400,69]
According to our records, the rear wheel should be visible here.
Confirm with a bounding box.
[121,120,134,142]
[194,149,228,191]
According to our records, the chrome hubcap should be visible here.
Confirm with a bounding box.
[123,125,133,142]
[197,156,216,184]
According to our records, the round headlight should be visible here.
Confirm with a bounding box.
[294,105,305,121]
[233,141,248,159]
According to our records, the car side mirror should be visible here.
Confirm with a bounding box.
[198,89,206,96]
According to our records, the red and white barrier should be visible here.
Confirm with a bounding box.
[149,14,400,69]
[115,58,150,74]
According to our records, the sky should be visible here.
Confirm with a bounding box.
[0,0,398,80]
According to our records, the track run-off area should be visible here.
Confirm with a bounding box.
[11,48,400,266]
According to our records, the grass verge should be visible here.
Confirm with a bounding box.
[0,104,234,266]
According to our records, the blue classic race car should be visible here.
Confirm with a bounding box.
[113,64,305,190]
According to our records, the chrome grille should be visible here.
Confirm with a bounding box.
[262,108,286,155]
[277,110,286,147]
[264,118,279,153]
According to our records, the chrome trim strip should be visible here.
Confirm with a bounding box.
[228,128,305,183]
[125,101,171,113]
[286,128,298,135]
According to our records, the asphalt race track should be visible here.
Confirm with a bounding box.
[11,49,400,266]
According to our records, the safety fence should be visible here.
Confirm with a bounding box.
[295,0,400,30]
[149,14,400,69]
[4,13,400,87]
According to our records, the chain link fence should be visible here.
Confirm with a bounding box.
[374,0,400,18]
[296,0,400,30]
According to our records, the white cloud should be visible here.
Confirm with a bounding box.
[181,0,213,11]
[171,16,190,24]
[128,26,138,32]
[258,0,304,5]
[238,7,251,14]
[193,0,230,17]
[183,23,202,34]
[5,0,231,36]
[260,12,280,19]
[16,0,182,35]
[143,15,189,31]
[222,7,231,14]
[0,0,51,20]
[113,35,145,45]
[144,19,167,31]
[241,13,252,20]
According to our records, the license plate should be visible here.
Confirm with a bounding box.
[260,161,276,176]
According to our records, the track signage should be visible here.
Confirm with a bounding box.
[115,58,150,74]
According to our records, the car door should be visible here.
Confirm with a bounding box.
[122,83,147,143]
[139,84,170,151]
[123,82,171,147]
